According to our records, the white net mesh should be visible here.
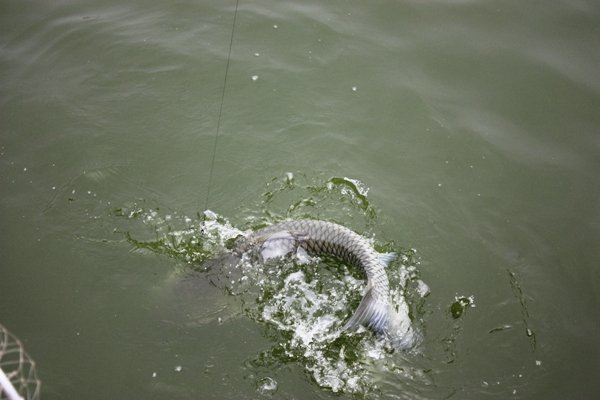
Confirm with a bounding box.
[0,324,41,400]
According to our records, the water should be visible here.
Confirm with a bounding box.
[1,0,599,399]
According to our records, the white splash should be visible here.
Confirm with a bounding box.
[201,209,245,242]
[343,176,369,197]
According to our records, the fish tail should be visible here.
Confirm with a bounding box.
[342,283,389,333]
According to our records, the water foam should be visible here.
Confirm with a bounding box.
[115,175,429,395]
[230,242,425,394]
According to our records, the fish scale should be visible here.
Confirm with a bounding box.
[236,219,415,347]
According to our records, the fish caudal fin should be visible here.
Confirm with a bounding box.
[342,284,389,333]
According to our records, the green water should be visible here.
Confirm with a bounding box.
[1,0,599,399]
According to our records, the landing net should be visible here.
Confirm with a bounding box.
[0,324,40,400]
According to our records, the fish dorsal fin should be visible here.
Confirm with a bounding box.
[378,252,397,267]
[342,283,389,333]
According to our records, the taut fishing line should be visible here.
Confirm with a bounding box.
[204,0,240,211]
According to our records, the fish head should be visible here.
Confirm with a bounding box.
[385,306,419,350]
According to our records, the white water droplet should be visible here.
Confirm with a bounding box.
[526,328,533,337]
[351,86,357,92]
[251,75,259,81]
[175,365,182,372]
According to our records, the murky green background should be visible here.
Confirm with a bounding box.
[1,0,599,398]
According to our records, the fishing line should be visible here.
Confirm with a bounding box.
[204,0,240,211]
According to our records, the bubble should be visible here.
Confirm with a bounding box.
[251,75,259,81]
[256,376,278,395]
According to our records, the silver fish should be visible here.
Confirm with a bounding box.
[236,219,417,349]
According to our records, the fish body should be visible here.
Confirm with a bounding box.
[236,219,416,348]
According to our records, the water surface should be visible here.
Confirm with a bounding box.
[1,0,599,399]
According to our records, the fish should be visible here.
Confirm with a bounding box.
[235,219,417,349]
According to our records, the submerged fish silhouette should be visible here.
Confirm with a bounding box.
[235,220,417,349]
